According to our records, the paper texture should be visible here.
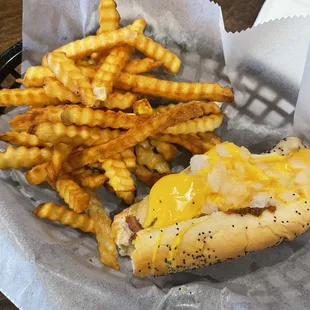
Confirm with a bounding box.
[1,0,310,309]
[294,41,310,146]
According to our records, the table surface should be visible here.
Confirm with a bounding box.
[0,0,264,308]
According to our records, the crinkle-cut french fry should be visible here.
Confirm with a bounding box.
[67,101,206,170]
[135,144,170,174]
[20,66,96,88]
[97,0,120,33]
[133,98,153,116]
[10,105,65,132]
[135,164,165,187]
[33,202,95,233]
[79,66,97,80]
[43,26,137,62]
[101,159,135,192]
[89,50,111,66]
[149,139,178,161]
[44,78,80,103]
[197,132,221,145]
[46,143,74,186]
[56,176,90,213]
[124,58,163,74]
[61,105,149,129]
[22,66,55,87]
[0,146,52,170]
[115,191,135,205]
[0,88,61,107]
[152,133,206,154]
[25,162,48,185]
[15,78,23,84]
[32,121,122,147]
[111,147,136,171]
[46,52,97,107]
[155,101,221,116]
[87,162,104,171]
[115,73,234,103]
[0,131,52,147]
[92,45,134,100]
[106,184,135,205]
[131,19,147,34]
[119,148,136,171]
[86,189,119,270]
[163,114,224,135]
[127,32,181,74]
[100,91,137,110]
[71,168,108,189]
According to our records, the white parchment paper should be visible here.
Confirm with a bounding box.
[2,0,310,309]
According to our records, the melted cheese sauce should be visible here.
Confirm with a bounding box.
[144,142,310,229]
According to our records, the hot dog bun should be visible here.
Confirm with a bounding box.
[112,137,308,276]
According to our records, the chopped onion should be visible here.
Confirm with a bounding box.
[190,155,208,173]
[216,144,230,157]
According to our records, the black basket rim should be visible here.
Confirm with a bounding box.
[0,41,22,72]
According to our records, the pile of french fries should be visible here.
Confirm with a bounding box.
[0,0,233,270]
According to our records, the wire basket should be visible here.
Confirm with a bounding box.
[0,41,23,114]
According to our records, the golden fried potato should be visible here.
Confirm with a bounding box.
[46,52,97,107]
[43,26,137,62]
[71,168,108,189]
[67,101,206,170]
[21,66,96,88]
[0,131,51,147]
[97,0,120,33]
[22,66,55,87]
[9,105,65,132]
[86,189,119,270]
[163,114,224,135]
[93,45,134,101]
[127,31,181,74]
[149,139,178,161]
[135,164,165,187]
[152,133,206,154]
[61,105,149,129]
[124,58,162,74]
[0,146,52,170]
[46,143,74,186]
[106,184,135,205]
[131,18,147,33]
[25,162,48,185]
[33,202,95,233]
[56,176,90,213]
[101,159,135,192]
[135,144,170,174]
[133,98,153,116]
[116,73,234,103]
[101,91,137,110]
[32,121,122,146]
[118,148,136,171]
[0,88,60,107]
[115,191,135,205]
[154,101,221,116]
[197,131,221,145]
[44,77,80,103]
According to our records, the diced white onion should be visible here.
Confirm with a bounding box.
[279,191,299,202]
[216,144,230,157]
[190,155,208,173]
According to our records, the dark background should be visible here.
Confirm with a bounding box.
[0,0,265,308]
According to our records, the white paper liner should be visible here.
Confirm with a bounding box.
[1,0,310,309]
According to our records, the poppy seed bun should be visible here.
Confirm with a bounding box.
[112,137,308,276]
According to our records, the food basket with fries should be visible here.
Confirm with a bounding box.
[1,0,310,309]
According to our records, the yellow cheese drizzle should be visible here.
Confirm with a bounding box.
[144,142,310,230]
[151,231,164,274]
[168,222,202,267]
